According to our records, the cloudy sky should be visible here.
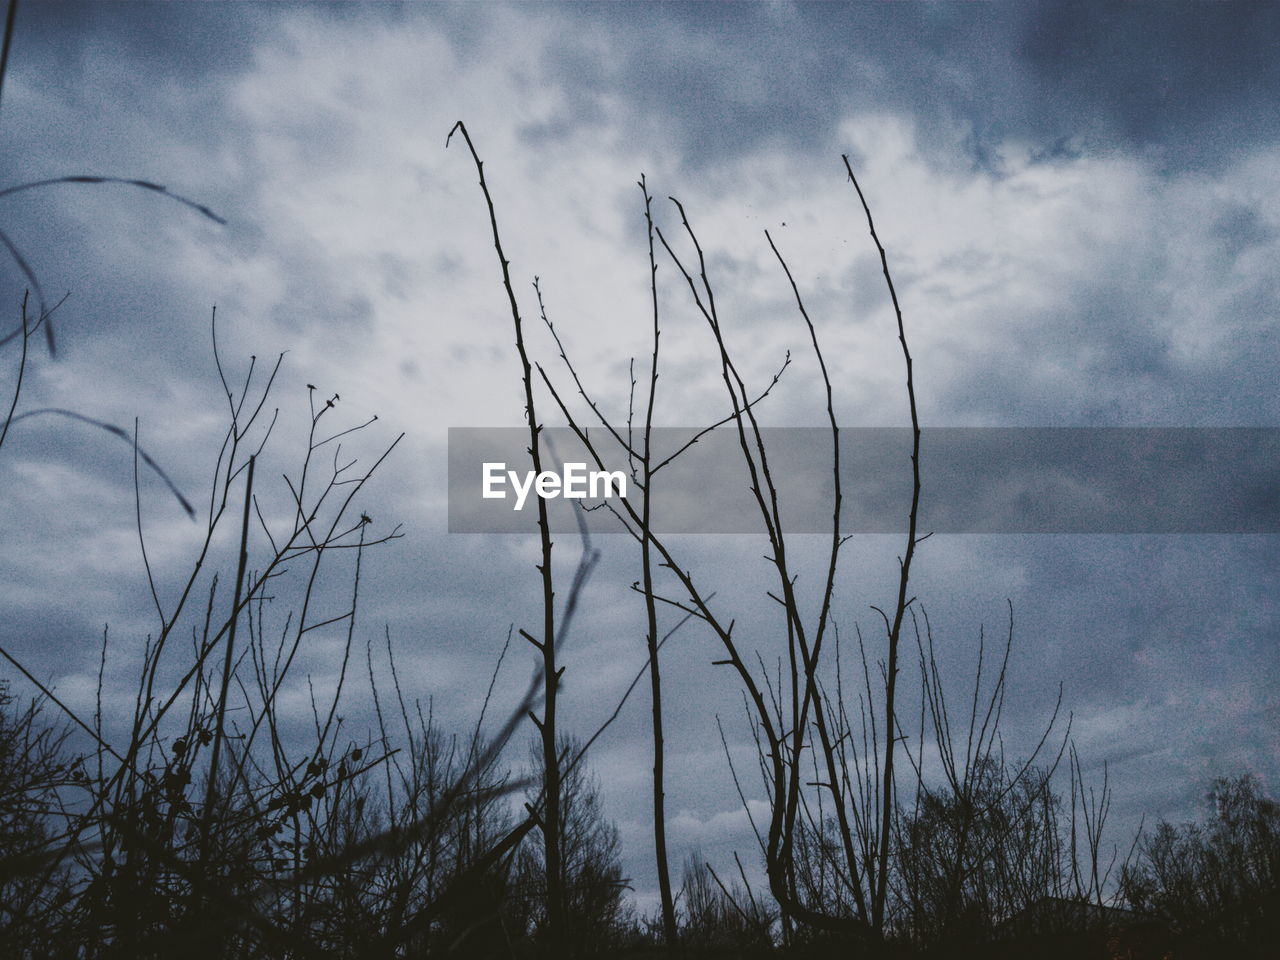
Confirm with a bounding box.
[1,1,1278,913]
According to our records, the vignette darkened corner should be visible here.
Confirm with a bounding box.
[1,2,1278,958]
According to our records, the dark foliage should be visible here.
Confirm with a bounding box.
[1122,773,1280,958]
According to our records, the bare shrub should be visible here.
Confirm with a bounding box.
[1122,773,1280,953]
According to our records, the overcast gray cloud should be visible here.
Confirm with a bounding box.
[1,1,1277,915]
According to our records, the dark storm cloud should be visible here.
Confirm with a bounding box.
[1018,1,1280,170]
[10,2,1280,176]
[6,1,264,115]
[533,1,1280,175]
[14,2,284,86]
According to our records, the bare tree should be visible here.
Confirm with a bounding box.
[637,173,680,949]
[513,735,628,957]
[528,155,917,942]
[1122,773,1280,950]
[0,683,80,957]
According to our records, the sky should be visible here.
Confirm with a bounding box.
[1,1,1278,916]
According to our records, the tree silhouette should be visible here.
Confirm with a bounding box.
[514,735,628,957]
[0,683,78,957]
[1122,773,1280,953]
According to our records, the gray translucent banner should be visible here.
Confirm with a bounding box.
[447,427,1280,534]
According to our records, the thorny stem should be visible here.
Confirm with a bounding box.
[447,119,566,952]
[639,175,678,947]
[842,154,923,935]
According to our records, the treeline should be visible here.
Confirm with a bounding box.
[2,673,1279,958]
